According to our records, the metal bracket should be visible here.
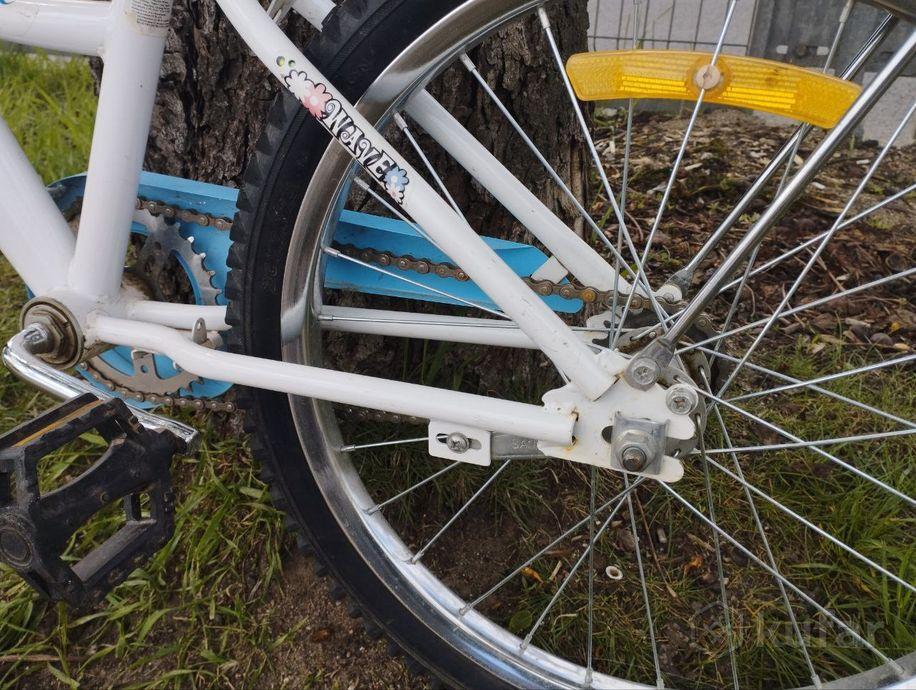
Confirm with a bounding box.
[610,414,668,475]
[491,434,546,461]
[428,421,491,466]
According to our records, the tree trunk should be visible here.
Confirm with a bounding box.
[104,0,590,218]
[424,2,591,236]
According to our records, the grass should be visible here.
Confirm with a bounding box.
[346,336,915,688]
[0,51,290,688]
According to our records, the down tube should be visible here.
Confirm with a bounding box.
[214,0,615,401]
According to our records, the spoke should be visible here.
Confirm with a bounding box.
[839,182,916,230]
[611,0,642,348]
[698,431,740,688]
[702,382,821,688]
[585,467,597,686]
[458,53,639,288]
[714,182,916,298]
[460,480,644,614]
[716,99,916,397]
[668,12,899,289]
[696,346,916,431]
[340,437,427,452]
[614,0,738,342]
[394,113,466,221]
[538,7,673,333]
[704,428,916,454]
[679,267,916,355]
[702,453,916,594]
[619,8,639,212]
[713,5,852,356]
[367,462,461,515]
[696,388,916,508]
[659,482,904,675]
[521,486,632,650]
[354,177,438,248]
[728,354,916,403]
[410,460,514,564]
[323,246,510,320]
[624,473,664,688]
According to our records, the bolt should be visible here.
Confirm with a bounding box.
[446,433,470,454]
[630,358,660,387]
[666,385,699,416]
[621,445,649,472]
[694,63,722,90]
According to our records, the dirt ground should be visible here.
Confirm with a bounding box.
[246,553,421,690]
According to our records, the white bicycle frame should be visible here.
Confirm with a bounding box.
[0,0,613,445]
[0,0,913,448]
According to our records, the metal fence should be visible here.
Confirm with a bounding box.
[588,0,758,53]
[586,0,916,143]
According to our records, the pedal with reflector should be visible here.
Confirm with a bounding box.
[0,394,184,607]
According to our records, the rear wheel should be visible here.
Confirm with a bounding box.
[227,1,916,687]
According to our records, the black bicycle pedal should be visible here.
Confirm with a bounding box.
[0,393,184,607]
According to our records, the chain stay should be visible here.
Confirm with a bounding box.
[96,197,692,419]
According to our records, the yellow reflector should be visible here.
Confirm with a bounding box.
[566,51,861,129]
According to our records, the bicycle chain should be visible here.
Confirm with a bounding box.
[334,244,652,311]
[86,197,675,420]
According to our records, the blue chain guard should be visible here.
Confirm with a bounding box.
[49,172,582,407]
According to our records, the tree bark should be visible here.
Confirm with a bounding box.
[101,0,590,214]
[424,2,591,235]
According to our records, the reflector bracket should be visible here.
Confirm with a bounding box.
[566,50,862,129]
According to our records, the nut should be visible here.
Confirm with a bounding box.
[621,445,649,471]
[20,299,83,369]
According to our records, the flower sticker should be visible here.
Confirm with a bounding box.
[300,81,332,118]
[384,166,409,203]
[283,70,332,118]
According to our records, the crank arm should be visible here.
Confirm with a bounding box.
[3,326,199,450]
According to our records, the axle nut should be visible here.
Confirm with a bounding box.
[621,445,649,472]
[666,384,699,416]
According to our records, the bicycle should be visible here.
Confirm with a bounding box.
[0,0,914,686]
